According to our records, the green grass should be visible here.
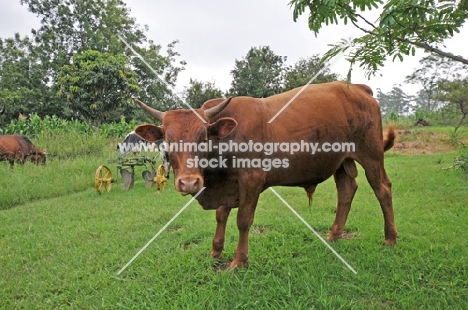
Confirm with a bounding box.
[1,148,467,309]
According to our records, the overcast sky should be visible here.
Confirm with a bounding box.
[1,0,466,96]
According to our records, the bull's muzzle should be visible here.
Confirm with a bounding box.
[177,176,203,194]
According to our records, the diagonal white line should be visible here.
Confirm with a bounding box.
[118,34,207,124]
[268,67,327,124]
[268,187,357,274]
[116,187,206,275]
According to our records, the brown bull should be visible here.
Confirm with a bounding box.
[0,135,47,168]
[134,81,397,268]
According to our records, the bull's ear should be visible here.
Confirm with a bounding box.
[134,124,164,142]
[208,117,237,139]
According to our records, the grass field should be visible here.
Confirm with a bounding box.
[1,128,467,309]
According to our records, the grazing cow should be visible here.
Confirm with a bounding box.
[0,135,47,168]
[117,131,170,178]
[133,81,397,268]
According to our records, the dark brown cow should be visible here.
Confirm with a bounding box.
[134,81,397,268]
[0,135,47,168]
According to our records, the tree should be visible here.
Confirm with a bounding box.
[56,50,140,127]
[376,84,413,117]
[290,0,468,79]
[437,79,468,133]
[183,79,223,109]
[405,53,468,111]
[229,46,286,98]
[283,55,340,91]
[0,34,55,123]
[10,0,185,120]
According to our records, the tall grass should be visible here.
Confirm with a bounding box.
[0,114,143,209]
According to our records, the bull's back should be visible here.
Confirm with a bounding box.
[264,81,380,135]
[216,82,381,144]
[213,81,384,186]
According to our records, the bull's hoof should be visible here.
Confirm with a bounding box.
[229,259,248,268]
[210,249,222,259]
[326,232,342,242]
[384,239,397,246]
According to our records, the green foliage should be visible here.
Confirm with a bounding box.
[1,0,185,124]
[458,145,468,173]
[444,144,468,174]
[386,109,399,122]
[56,50,140,127]
[1,113,90,136]
[129,40,186,112]
[0,113,136,139]
[99,118,138,138]
[229,46,286,97]
[414,108,434,122]
[0,34,55,119]
[386,107,468,129]
[183,79,224,108]
[405,53,467,112]
[282,55,340,91]
[290,0,468,79]
[227,47,340,98]
[376,85,413,117]
[437,78,468,133]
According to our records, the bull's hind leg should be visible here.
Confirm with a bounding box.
[211,206,232,259]
[361,158,398,245]
[328,160,358,241]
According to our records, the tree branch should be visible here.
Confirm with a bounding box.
[351,20,373,34]
[338,3,468,65]
[394,37,468,65]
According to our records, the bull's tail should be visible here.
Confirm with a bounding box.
[383,125,396,152]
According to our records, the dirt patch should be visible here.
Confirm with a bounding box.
[251,225,270,234]
[391,129,458,155]
[317,229,359,240]
[182,238,203,250]
[392,141,454,155]
[211,259,238,273]
[166,226,183,233]
[341,231,359,240]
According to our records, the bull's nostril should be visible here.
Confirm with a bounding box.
[178,178,200,193]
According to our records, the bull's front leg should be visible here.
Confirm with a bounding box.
[230,202,258,268]
[211,206,231,259]
[230,184,262,268]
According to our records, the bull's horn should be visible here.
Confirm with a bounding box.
[0,102,5,115]
[135,99,166,121]
[204,97,232,119]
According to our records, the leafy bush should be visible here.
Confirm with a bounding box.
[454,145,468,173]
[0,113,137,138]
